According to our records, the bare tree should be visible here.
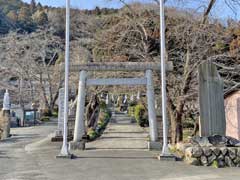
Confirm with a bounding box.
[0,31,64,114]
[93,3,240,143]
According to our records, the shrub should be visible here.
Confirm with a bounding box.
[134,104,148,127]
[99,100,107,110]
[104,112,110,121]
[40,116,50,122]
[128,106,135,117]
[87,128,98,140]
[211,160,219,168]
[41,108,52,116]
[183,118,195,128]
[129,100,137,107]
[52,111,58,118]
[97,120,104,127]
[87,110,111,141]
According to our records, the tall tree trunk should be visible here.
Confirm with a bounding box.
[86,95,100,129]
[168,104,177,144]
[175,104,184,142]
[167,98,184,144]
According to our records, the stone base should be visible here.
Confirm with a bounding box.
[148,141,162,150]
[56,153,74,159]
[69,141,85,151]
[51,135,73,142]
[0,110,11,140]
[157,154,176,161]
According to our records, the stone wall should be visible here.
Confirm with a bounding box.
[184,146,240,167]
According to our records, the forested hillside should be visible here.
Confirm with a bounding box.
[0,0,49,33]
[0,0,240,143]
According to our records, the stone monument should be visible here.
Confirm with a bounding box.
[198,61,226,136]
[105,94,109,105]
[0,90,11,140]
[55,88,65,137]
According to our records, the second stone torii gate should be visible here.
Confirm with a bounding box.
[68,62,173,150]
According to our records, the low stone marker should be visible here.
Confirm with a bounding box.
[198,61,226,136]
[0,90,11,140]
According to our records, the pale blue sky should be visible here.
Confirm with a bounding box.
[22,0,240,20]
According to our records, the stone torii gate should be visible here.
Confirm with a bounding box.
[68,62,173,150]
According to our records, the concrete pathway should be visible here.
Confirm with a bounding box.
[86,112,149,150]
[0,120,57,180]
[1,117,240,180]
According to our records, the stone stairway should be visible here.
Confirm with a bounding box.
[86,111,149,150]
[111,112,134,124]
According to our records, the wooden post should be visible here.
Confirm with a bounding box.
[198,60,226,136]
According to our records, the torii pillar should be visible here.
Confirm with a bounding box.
[146,70,161,150]
[69,71,87,150]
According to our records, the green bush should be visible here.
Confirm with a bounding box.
[99,100,107,110]
[104,112,110,121]
[211,160,219,168]
[129,100,137,107]
[40,116,50,122]
[97,120,105,127]
[128,106,135,117]
[183,118,195,128]
[42,108,52,116]
[87,110,111,141]
[52,111,58,118]
[87,128,98,140]
[134,104,148,127]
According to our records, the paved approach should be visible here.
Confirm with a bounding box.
[86,112,149,150]
[0,118,240,180]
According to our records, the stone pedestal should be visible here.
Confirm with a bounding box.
[69,141,86,151]
[158,154,176,161]
[0,110,11,140]
[56,153,74,159]
[148,141,161,150]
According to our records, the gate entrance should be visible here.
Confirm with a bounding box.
[68,62,173,150]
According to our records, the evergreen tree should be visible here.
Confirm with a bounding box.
[17,6,36,32]
[32,10,48,26]
[36,2,43,11]
[30,0,37,13]
[6,10,18,22]
[18,6,31,22]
